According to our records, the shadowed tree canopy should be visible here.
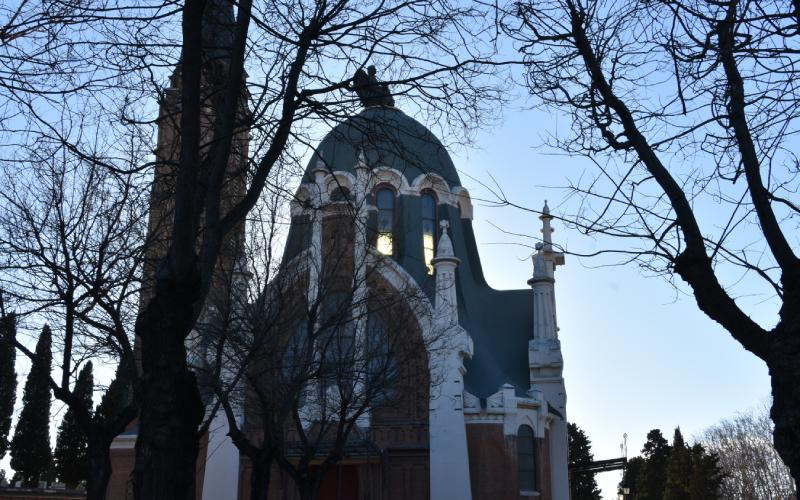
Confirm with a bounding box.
[54,361,94,489]
[621,427,724,499]
[568,423,601,500]
[0,298,15,460]
[10,325,53,486]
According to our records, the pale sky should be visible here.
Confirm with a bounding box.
[452,106,773,499]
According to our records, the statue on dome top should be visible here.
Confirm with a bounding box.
[350,65,395,107]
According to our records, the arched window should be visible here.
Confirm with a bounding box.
[330,186,351,202]
[375,187,395,255]
[319,291,356,387]
[365,311,397,404]
[421,191,437,274]
[518,425,537,492]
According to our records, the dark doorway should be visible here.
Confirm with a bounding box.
[318,464,359,500]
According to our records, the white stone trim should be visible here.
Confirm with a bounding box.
[410,172,456,206]
[451,186,473,219]
[290,185,314,217]
[367,166,411,194]
[325,171,356,195]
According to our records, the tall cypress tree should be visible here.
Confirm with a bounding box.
[0,297,17,460]
[663,427,692,500]
[10,325,53,486]
[94,363,129,427]
[54,361,94,488]
[568,423,602,500]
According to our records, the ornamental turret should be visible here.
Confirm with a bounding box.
[527,200,569,499]
[429,219,473,500]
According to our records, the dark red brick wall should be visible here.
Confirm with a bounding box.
[466,423,517,500]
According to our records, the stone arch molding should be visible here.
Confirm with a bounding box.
[451,186,473,220]
[367,166,411,195]
[411,172,456,206]
[290,185,315,216]
[293,167,474,219]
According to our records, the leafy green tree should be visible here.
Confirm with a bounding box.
[9,325,53,486]
[0,298,16,459]
[663,428,691,500]
[568,423,602,500]
[54,361,94,488]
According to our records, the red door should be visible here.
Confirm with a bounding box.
[318,464,359,500]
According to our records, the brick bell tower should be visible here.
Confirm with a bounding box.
[107,1,249,498]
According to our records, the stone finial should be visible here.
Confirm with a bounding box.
[539,200,554,251]
[436,220,454,258]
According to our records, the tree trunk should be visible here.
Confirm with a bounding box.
[86,437,112,500]
[297,482,315,500]
[249,455,271,500]
[768,326,800,493]
[294,472,321,500]
[133,278,205,500]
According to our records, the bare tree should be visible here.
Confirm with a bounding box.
[3,0,502,497]
[702,402,796,499]
[195,183,450,500]
[500,0,800,488]
[0,143,147,499]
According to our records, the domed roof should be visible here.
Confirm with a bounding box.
[304,107,461,187]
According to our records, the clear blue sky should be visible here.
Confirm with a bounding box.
[451,106,772,499]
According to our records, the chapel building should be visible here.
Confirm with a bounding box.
[108,1,570,497]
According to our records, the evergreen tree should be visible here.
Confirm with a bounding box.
[687,443,724,499]
[635,429,670,500]
[94,363,129,426]
[0,298,16,459]
[663,428,691,500]
[53,361,94,488]
[568,423,602,500]
[9,325,53,486]
[620,456,645,498]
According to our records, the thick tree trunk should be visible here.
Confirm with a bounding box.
[298,482,316,500]
[86,438,112,500]
[249,455,271,500]
[133,276,205,500]
[294,472,321,500]
[768,327,800,493]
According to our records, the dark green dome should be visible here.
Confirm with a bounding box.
[304,107,461,188]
